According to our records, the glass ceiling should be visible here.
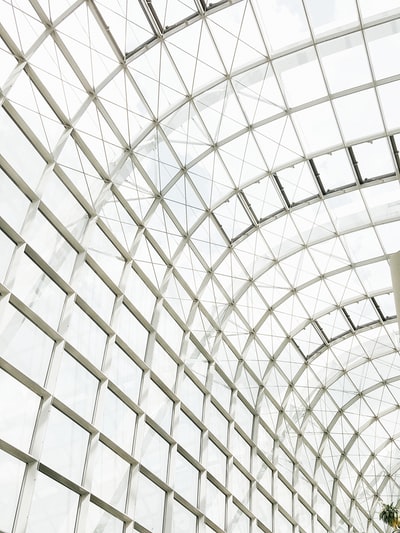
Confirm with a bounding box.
[1,1,400,532]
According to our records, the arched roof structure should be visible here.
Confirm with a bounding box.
[1,1,400,532]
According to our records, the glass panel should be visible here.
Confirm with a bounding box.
[57,3,118,89]
[0,229,15,284]
[64,303,108,368]
[123,266,157,323]
[205,479,226,529]
[207,439,227,484]
[207,2,267,73]
[173,452,199,506]
[178,372,204,420]
[304,0,358,37]
[0,108,46,191]
[7,61,65,152]
[72,262,115,322]
[276,162,318,203]
[243,177,284,220]
[41,407,89,484]
[277,477,293,513]
[41,172,89,241]
[214,195,252,240]
[84,501,124,533]
[54,351,99,421]
[253,488,273,529]
[231,465,251,505]
[86,224,125,284]
[376,220,400,254]
[156,305,184,354]
[275,510,294,533]
[318,32,372,93]
[341,227,383,263]
[172,500,197,533]
[253,0,311,53]
[325,190,368,233]
[88,442,130,512]
[0,304,54,385]
[0,450,25,532]
[230,505,250,533]
[99,192,138,252]
[273,47,327,107]
[296,500,313,531]
[234,398,254,436]
[12,254,66,330]
[107,343,143,403]
[166,18,224,94]
[230,429,251,471]
[359,0,400,21]
[99,388,137,452]
[174,411,202,460]
[366,19,400,80]
[253,453,273,489]
[333,89,384,142]
[140,423,170,481]
[152,0,197,29]
[96,0,154,53]
[207,402,229,446]
[0,370,40,452]
[233,62,285,123]
[313,148,355,191]
[144,380,174,432]
[26,473,79,533]
[352,137,395,180]
[373,293,396,319]
[22,210,77,281]
[209,369,232,412]
[135,473,165,533]
[0,170,31,232]
[113,304,148,359]
[345,299,379,328]
[292,102,341,155]
[378,80,400,132]
[150,341,178,390]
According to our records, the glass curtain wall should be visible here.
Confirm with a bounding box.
[1,1,400,532]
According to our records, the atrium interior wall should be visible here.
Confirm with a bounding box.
[1,1,400,532]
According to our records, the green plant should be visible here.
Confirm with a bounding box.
[379,503,399,528]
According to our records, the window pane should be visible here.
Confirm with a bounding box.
[12,254,66,330]
[54,351,99,420]
[84,502,124,533]
[41,407,89,484]
[99,388,136,452]
[135,473,165,533]
[64,303,108,368]
[88,442,130,512]
[140,423,170,481]
[0,229,15,284]
[174,411,202,460]
[26,473,79,533]
[107,343,143,403]
[0,450,25,532]
[172,500,197,533]
[173,452,199,506]
[144,380,173,432]
[205,479,226,529]
[0,304,54,385]
[0,370,40,452]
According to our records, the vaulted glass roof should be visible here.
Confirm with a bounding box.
[1,1,400,532]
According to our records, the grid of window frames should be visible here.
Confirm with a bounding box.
[1,1,400,533]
